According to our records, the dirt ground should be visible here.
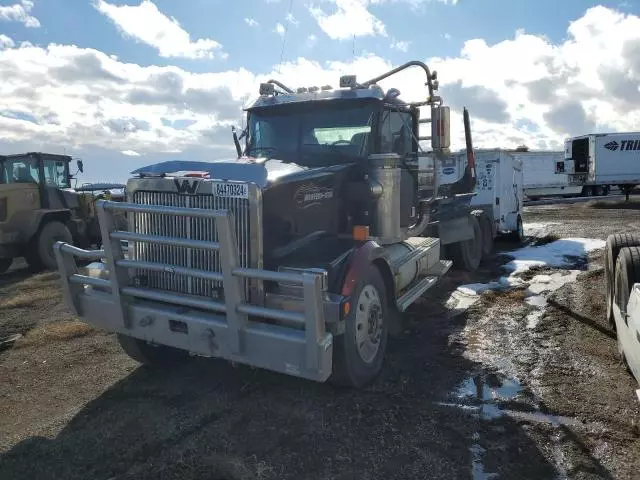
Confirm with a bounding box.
[1,197,640,479]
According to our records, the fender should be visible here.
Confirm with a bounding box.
[340,240,389,297]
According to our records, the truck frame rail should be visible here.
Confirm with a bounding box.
[54,200,334,381]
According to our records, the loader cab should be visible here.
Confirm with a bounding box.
[0,152,81,210]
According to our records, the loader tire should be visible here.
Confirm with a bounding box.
[29,221,73,271]
[331,264,389,388]
[612,247,640,370]
[605,233,640,327]
[0,258,12,274]
[117,334,190,367]
[449,214,482,272]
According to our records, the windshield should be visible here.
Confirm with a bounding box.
[247,103,376,167]
[0,155,71,188]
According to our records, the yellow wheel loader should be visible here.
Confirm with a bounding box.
[0,152,115,273]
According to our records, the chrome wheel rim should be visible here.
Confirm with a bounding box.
[354,284,383,364]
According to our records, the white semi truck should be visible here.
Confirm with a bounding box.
[556,132,640,199]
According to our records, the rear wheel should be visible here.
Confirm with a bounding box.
[472,211,493,261]
[508,215,525,244]
[331,264,389,388]
[0,258,12,274]
[117,334,190,367]
[605,233,640,327]
[613,247,640,371]
[449,214,483,272]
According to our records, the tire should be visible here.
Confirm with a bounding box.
[594,186,603,196]
[472,210,493,261]
[0,258,12,274]
[448,214,483,272]
[331,264,389,388]
[508,215,525,244]
[117,334,190,367]
[605,233,640,327]
[583,186,594,197]
[33,221,73,271]
[613,247,640,371]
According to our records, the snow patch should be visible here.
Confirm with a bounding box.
[445,237,604,316]
[504,238,605,275]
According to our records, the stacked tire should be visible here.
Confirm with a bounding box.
[604,233,640,328]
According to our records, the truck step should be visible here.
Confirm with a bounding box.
[395,260,452,312]
[390,237,440,272]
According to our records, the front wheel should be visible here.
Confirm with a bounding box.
[331,265,389,388]
[30,221,73,271]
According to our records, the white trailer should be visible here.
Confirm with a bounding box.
[439,148,525,246]
[510,150,584,200]
[557,132,640,197]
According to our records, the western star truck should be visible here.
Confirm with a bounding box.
[556,132,640,199]
[53,61,518,387]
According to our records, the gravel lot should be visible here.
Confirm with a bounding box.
[1,197,640,480]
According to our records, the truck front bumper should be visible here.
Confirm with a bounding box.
[54,200,337,382]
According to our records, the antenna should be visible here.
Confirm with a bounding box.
[352,34,355,61]
[276,0,294,74]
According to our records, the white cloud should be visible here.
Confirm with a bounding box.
[309,0,386,40]
[443,32,452,40]
[121,149,141,156]
[2,5,640,177]
[285,12,299,26]
[94,0,227,60]
[274,22,285,36]
[245,17,259,27]
[0,35,15,49]
[310,0,458,40]
[307,34,318,48]
[391,39,411,52]
[0,0,40,28]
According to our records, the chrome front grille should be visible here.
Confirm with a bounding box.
[131,191,252,297]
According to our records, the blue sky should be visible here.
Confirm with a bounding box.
[1,0,640,183]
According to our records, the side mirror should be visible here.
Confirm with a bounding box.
[431,106,450,150]
[77,159,84,173]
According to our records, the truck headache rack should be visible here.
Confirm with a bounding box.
[54,200,333,381]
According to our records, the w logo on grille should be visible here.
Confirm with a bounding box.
[604,141,619,151]
[174,178,199,194]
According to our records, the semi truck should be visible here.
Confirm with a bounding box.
[509,150,584,201]
[53,61,518,387]
[556,132,640,199]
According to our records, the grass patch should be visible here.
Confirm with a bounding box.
[16,320,95,348]
[0,287,58,309]
[587,198,640,210]
[529,234,561,246]
[483,288,527,304]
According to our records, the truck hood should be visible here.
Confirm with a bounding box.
[131,158,308,188]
